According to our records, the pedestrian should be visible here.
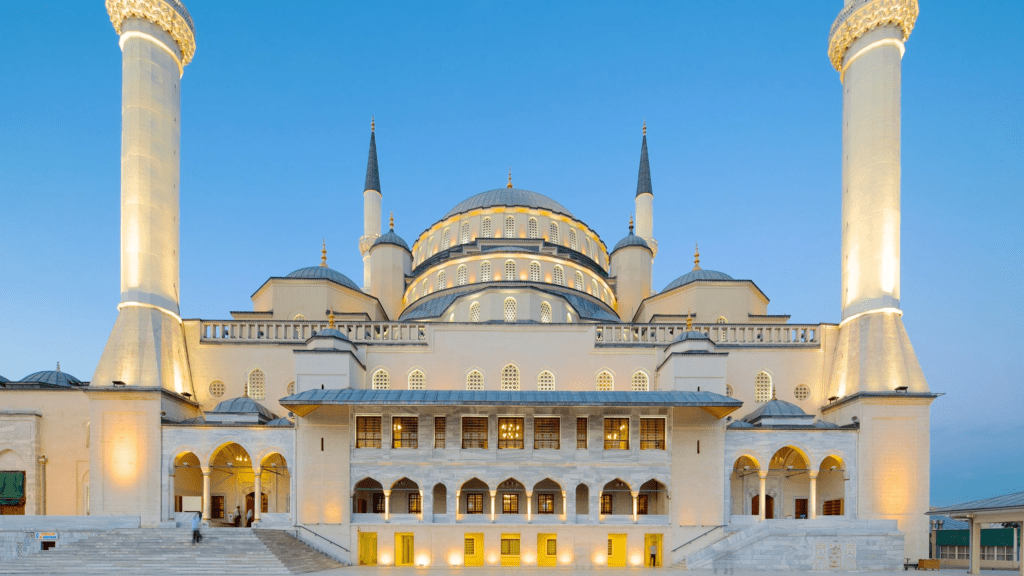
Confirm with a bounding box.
[233,506,242,527]
[245,506,253,527]
[649,542,657,567]
[191,512,202,545]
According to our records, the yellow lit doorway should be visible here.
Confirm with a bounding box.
[358,532,377,566]
[464,533,484,567]
[500,533,521,566]
[396,533,414,566]
[538,533,557,567]
[607,533,627,567]
[644,533,663,567]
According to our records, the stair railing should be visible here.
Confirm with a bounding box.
[293,525,350,564]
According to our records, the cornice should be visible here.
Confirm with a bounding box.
[828,0,918,71]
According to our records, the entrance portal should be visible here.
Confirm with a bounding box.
[752,494,775,519]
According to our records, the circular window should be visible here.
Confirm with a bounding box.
[286,381,295,395]
[209,380,226,397]
[726,384,734,398]
[794,384,811,401]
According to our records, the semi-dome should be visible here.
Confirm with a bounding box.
[442,188,574,220]
[286,265,361,291]
[611,231,650,254]
[19,368,83,387]
[371,229,410,251]
[663,268,734,292]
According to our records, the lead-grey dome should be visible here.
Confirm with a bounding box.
[443,188,574,220]
[19,369,83,387]
[208,397,276,421]
[674,330,709,342]
[741,399,808,423]
[312,328,348,340]
[286,266,361,291]
[266,417,294,428]
[663,269,734,292]
[0,375,8,383]
[611,232,650,254]
[371,229,410,251]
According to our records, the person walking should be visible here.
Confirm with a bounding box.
[245,506,253,528]
[233,506,242,527]
[649,542,657,567]
[191,512,202,545]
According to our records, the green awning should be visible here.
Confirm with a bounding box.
[936,529,1018,547]
[0,471,25,506]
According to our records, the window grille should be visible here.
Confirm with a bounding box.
[640,418,665,450]
[529,261,541,282]
[460,221,470,243]
[794,384,810,401]
[392,416,418,449]
[553,266,564,286]
[457,265,468,286]
[540,302,551,323]
[504,259,516,281]
[500,364,520,389]
[209,380,225,397]
[597,371,613,391]
[437,270,446,291]
[408,493,421,513]
[604,418,629,450]
[498,417,524,449]
[504,216,515,238]
[601,494,613,515]
[502,494,519,513]
[638,494,649,515]
[442,228,451,249]
[480,261,491,282]
[585,238,591,256]
[247,369,265,400]
[549,222,559,243]
[716,316,727,323]
[576,417,588,449]
[574,271,584,290]
[428,237,435,254]
[569,229,578,250]
[372,369,390,390]
[466,370,484,390]
[538,494,555,514]
[434,417,446,448]
[285,381,295,395]
[528,218,538,238]
[503,298,517,323]
[467,493,484,513]
[592,279,599,295]
[534,417,560,449]
[822,499,844,515]
[408,370,425,390]
[462,417,488,449]
[421,278,428,296]
[755,371,773,402]
[293,314,304,320]
[481,217,492,238]
[501,536,520,555]
[356,416,382,448]
[631,371,649,391]
[469,302,481,322]
[537,370,555,391]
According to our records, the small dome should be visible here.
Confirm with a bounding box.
[674,330,709,342]
[728,420,754,429]
[371,229,410,251]
[286,266,361,291]
[663,268,734,292]
[312,328,348,340]
[611,232,650,254]
[208,397,276,421]
[741,399,808,423]
[19,369,83,387]
[266,417,294,428]
[442,188,573,220]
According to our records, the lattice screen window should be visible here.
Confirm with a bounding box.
[504,259,516,281]
[603,418,629,450]
[392,416,418,449]
[539,495,555,515]
[585,238,591,255]
[457,265,468,286]
[540,302,552,323]
[726,384,734,398]
[503,298,517,322]
[421,278,428,295]
[794,384,810,401]
[285,381,295,395]
[467,493,484,513]
[428,237,435,254]
[754,371,773,402]
[372,369,390,390]
[247,369,265,400]
[498,417,524,449]
[436,270,446,291]
[356,416,382,448]
[500,364,520,390]
[597,371,613,391]
[209,380,225,397]
[592,279,599,295]
[466,370,484,390]
[469,302,481,322]
[408,370,425,390]
[528,217,538,238]
[574,271,584,291]
[504,216,515,238]
[434,417,446,448]
[631,371,650,391]
[716,316,727,323]
[293,314,304,321]
[411,285,418,300]
[640,418,665,450]
[537,370,555,391]
[553,266,564,286]
[462,417,488,449]
[482,217,492,238]
[529,261,541,282]
[549,222,559,243]
[442,228,451,249]
[534,418,559,449]
[576,417,588,449]
[569,229,578,250]
[480,261,491,282]
[460,221,470,243]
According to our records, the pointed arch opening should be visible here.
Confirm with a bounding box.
[600,479,632,516]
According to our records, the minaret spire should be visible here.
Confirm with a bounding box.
[636,124,652,197]
[634,120,657,260]
[365,117,381,193]
[360,117,383,291]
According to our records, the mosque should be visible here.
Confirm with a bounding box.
[0,0,937,570]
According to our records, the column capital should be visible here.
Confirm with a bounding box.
[107,0,197,66]
[758,471,769,480]
[827,0,918,71]
[809,470,819,479]
[201,468,211,476]
[489,490,497,497]
[382,489,391,497]
[631,491,640,498]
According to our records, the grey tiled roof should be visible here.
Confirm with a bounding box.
[442,189,573,220]
[266,417,294,427]
[281,388,742,408]
[636,133,653,197]
[664,269,735,292]
[741,399,813,423]
[286,265,361,291]
[399,283,619,322]
[208,397,276,420]
[929,491,1024,514]
[19,370,83,387]
[611,231,650,253]
[365,130,380,193]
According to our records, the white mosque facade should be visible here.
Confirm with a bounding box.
[0,0,937,570]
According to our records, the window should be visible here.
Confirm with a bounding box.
[504,216,515,238]
[437,270,446,291]
[466,370,484,390]
[726,384,734,398]
[794,384,810,401]
[538,494,554,514]
[754,371,773,403]
[503,298,517,323]
[604,418,629,450]
[286,381,295,395]
[293,314,305,321]
[421,278,428,296]
[498,417,524,449]
[247,369,265,400]
[442,228,451,249]
[501,364,520,390]
[428,237,435,254]
[528,217,538,238]
[408,370,425,390]
[462,417,488,449]
[467,493,484,514]
[638,494,649,515]
[597,371,613,391]
[574,271,584,291]
[411,285,418,300]
[592,279,598,295]
[549,222,559,243]
[567,312,572,323]
[460,221,470,244]
[372,493,385,513]
[469,302,481,322]
[482,217,492,238]
[631,371,649,391]
[601,494,613,515]
[502,494,519,514]
[822,499,844,516]
[569,229,578,250]
[434,417,446,448]
[408,492,421,514]
[501,535,520,556]
[456,265,468,286]
[529,261,541,282]
[716,316,727,323]
[576,417,588,449]
[356,416,382,448]
[480,261,491,282]
[585,238,591,256]
[392,417,418,449]
[534,417,560,449]
[504,259,516,281]
[553,265,564,286]
[209,380,225,397]
[540,302,552,323]
[372,369,390,390]
[537,370,555,391]
[640,418,665,450]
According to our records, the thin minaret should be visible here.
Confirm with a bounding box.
[359,117,382,291]
[634,121,657,290]
[93,0,197,392]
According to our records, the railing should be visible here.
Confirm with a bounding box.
[198,320,428,344]
[595,324,819,347]
[293,525,350,564]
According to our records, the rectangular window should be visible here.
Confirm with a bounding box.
[576,417,588,449]
[502,493,519,514]
[604,418,629,450]
[501,536,520,555]
[434,417,446,449]
[640,418,665,450]
[601,494,613,514]
[638,494,648,515]
[408,493,421,514]
[372,493,385,514]
[356,416,382,448]
[464,537,475,556]
[546,538,557,556]
[823,499,844,516]
[534,418,560,449]
[392,416,418,449]
[498,417,524,449]
[467,493,484,514]
[462,417,489,449]
[538,494,554,514]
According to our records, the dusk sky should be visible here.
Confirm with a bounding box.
[1,1,1020,507]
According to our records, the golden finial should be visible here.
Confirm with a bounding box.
[328,308,336,329]
[686,310,693,331]
[629,214,634,233]
[389,212,394,230]
[320,239,328,267]
[507,167,513,189]
[693,243,701,271]
[371,116,375,132]
[643,119,646,136]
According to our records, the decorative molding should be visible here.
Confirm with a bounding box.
[827,0,918,71]
[106,0,196,66]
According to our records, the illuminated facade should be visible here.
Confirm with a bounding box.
[0,0,939,570]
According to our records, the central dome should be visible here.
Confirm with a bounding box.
[442,188,574,220]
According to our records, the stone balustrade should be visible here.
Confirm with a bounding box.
[595,324,820,347]
[198,320,428,344]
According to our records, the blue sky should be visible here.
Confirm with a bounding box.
[0,1,1020,506]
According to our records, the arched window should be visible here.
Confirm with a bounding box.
[585,238,591,256]
[247,369,266,400]
[503,297,517,322]
[553,265,564,286]
[482,217,493,238]
[457,265,468,286]
[504,259,516,281]
[596,371,613,391]
[469,302,481,322]
[428,237,435,255]
[574,271,584,291]
[540,302,552,323]
[726,384,734,398]
[537,371,555,391]
[466,370,484,390]
[504,216,515,238]
[442,228,451,249]
[549,222,559,243]
[437,270,446,291]
[411,285,418,300]
[480,261,492,282]
[566,312,572,323]
[528,218,538,239]
[286,381,295,395]
[754,371,773,403]
[501,364,520,390]
[460,221,470,244]
[794,384,810,401]
[372,369,390,390]
[421,278,428,296]
[716,316,728,323]
[293,314,305,321]
[631,371,650,391]
[591,279,599,295]
[529,261,541,282]
[569,229,578,250]
[209,380,225,397]
[408,370,426,390]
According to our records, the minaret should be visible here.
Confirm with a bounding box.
[823,0,933,561]
[359,118,382,291]
[92,0,196,392]
[633,121,657,289]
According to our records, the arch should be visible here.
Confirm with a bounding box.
[480,260,492,282]
[584,237,591,256]
[537,370,555,391]
[553,265,564,286]
[469,302,481,323]
[456,265,468,286]
[817,455,847,517]
[436,270,446,291]
[504,259,516,281]
[568,228,578,250]
[460,221,471,244]
[481,217,493,238]
[293,314,305,321]
[574,270,584,291]
[638,479,667,515]
[600,478,632,515]
[533,478,563,515]
[353,477,385,515]
[171,451,202,515]
[596,370,614,391]
[247,368,266,400]
[540,301,552,323]
[754,371,773,403]
[466,369,484,390]
[372,368,390,390]
[504,215,516,238]
[729,454,762,516]
[421,278,428,296]
[390,477,422,515]
[528,217,538,239]
[257,452,291,515]
[548,222,559,243]
[428,237,435,255]
[529,261,541,282]
[769,445,810,470]
[716,316,728,324]
[631,371,650,391]
[575,483,589,515]
[442,228,451,249]
[459,477,490,515]
[0,449,26,469]
[496,478,526,515]
[500,364,520,390]
[407,369,426,390]
[432,483,447,515]
[503,297,517,322]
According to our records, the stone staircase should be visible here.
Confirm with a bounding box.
[0,528,335,575]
